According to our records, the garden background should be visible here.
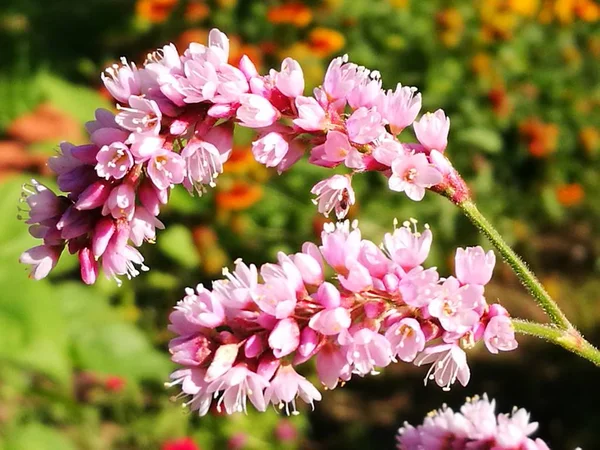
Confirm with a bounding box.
[0,0,599,448]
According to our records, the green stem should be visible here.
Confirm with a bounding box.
[458,200,571,329]
[512,319,600,367]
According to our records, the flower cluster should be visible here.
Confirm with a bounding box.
[167,220,517,415]
[20,28,464,284]
[396,394,553,450]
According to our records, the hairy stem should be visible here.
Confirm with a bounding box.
[458,200,571,329]
[512,319,600,367]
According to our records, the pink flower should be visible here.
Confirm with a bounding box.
[340,328,393,376]
[346,107,385,144]
[293,96,327,131]
[397,394,553,450]
[388,153,443,201]
[182,124,233,192]
[101,58,142,104]
[213,260,258,310]
[101,225,149,284]
[318,130,365,169]
[496,408,540,448]
[414,343,470,390]
[167,368,212,416]
[214,65,249,104]
[484,315,518,354]
[207,364,269,414]
[309,308,351,336]
[205,343,239,382]
[319,221,362,273]
[379,84,421,134]
[22,180,65,225]
[315,344,351,389]
[264,365,322,414]
[315,281,340,309]
[128,132,166,162]
[252,131,290,168]
[169,284,225,334]
[385,318,426,362]
[236,94,280,128]
[346,69,382,110]
[383,222,432,270]
[19,245,62,280]
[372,139,406,167]
[268,318,300,358]
[323,57,358,102]
[116,95,162,134]
[92,217,116,258]
[412,109,450,152]
[129,206,164,246]
[428,277,483,334]
[79,246,98,285]
[311,174,355,219]
[454,246,496,286]
[95,142,134,180]
[275,58,304,98]
[102,184,136,220]
[169,334,214,366]
[147,150,186,190]
[291,252,324,286]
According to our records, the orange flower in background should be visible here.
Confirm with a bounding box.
[228,37,263,70]
[185,1,210,21]
[267,3,313,27]
[574,0,600,21]
[176,28,208,50]
[223,146,258,174]
[308,27,346,58]
[8,103,83,144]
[488,86,513,118]
[555,183,585,207]
[520,118,559,158]
[136,0,178,23]
[216,181,263,211]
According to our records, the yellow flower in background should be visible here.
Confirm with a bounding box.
[554,0,576,23]
[579,127,600,156]
[267,3,313,27]
[555,183,585,207]
[308,27,346,57]
[389,0,409,8]
[509,0,540,16]
[136,0,178,23]
[437,8,464,48]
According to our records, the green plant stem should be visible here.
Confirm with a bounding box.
[512,319,600,367]
[458,200,572,329]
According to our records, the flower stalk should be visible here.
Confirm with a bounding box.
[454,198,600,366]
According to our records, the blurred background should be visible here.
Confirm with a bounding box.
[0,0,599,448]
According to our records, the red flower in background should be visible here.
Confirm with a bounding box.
[162,437,200,450]
[104,375,126,393]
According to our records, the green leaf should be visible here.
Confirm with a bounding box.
[456,128,503,154]
[72,322,171,382]
[36,71,111,123]
[4,423,77,450]
[157,224,200,269]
